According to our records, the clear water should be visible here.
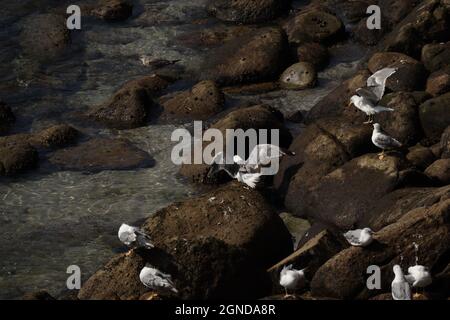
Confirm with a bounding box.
[0,0,368,299]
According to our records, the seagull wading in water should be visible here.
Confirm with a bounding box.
[391,265,412,300]
[139,265,178,296]
[404,265,432,296]
[372,123,402,160]
[279,265,306,298]
[349,67,397,124]
[343,228,374,247]
[118,223,154,255]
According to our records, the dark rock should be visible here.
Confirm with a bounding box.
[279,62,317,90]
[368,52,427,92]
[311,199,450,299]
[48,138,154,172]
[202,27,287,86]
[89,74,170,129]
[283,8,344,45]
[370,293,393,300]
[22,290,56,300]
[161,81,224,120]
[426,67,450,96]
[33,124,79,149]
[0,102,15,135]
[406,144,436,170]
[296,42,329,69]
[419,92,450,142]
[286,110,304,123]
[441,126,450,158]
[91,0,133,22]
[177,25,256,48]
[421,42,450,72]
[377,91,429,146]
[207,0,290,24]
[425,159,450,184]
[0,139,39,176]
[222,82,279,95]
[20,13,70,62]
[353,18,385,46]
[179,105,292,184]
[378,0,419,28]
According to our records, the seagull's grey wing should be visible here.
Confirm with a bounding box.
[356,87,379,104]
[142,272,178,293]
[392,281,411,300]
[344,230,361,245]
[404,274,415,284]
[135,229,154,249]
[241,173,261,189]
[367,68,397,101]
[247,144,283,169]
[374,132,402,148]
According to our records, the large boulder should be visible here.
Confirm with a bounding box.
[425,159,450,184]
[79,182,293,299]
[426,66,450,97]
[296,42,329,70]
[279,62,317,90]
[419,92,450,142]
[161,80,224,120]
[311,199,450,299]
[368,52,427,92]
[0,139,39,176]
[88,75,170,129]
[202,27,287,85]
[48,138,154,172]
[406,144,436,170]
[421,42,450,72]
[0,102,15,135]
[207,0,290,24]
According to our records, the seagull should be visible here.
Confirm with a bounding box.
[391,265,412,300]
[139,265,178,296]
[279,265,306,298]
[118,223,154,253]
[139,55,180,68]
[372,123,402,160]
[233,144,295,172]
[349,67,397,124]
[343,228,374,247]
[404,265,432,293]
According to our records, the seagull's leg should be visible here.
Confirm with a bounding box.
[369,115,374,124]
[125,248,134,257]
[363,115,371,124]
[378,150,385,160]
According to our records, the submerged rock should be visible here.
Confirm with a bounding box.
[22,290,56,300]
[48,138,154,172]
[279,62,317,90]
[91,0,133,22]
[0,102,15,135]
[33,124,79,149]
[0,140,39,176]
[207,0,290,24]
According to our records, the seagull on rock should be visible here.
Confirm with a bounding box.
[343,228,374,247]
[391,265,412,300]
[372,123,402,160]
[139,265,178,296]
[118,223,154,253]
[279,265,306,298]
[405,265,432,295]
[349,67,397,124]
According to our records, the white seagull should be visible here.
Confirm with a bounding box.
[343,228,374,247]
[372,123,402,160]
[279,265,306,298]
[118,223,154,252]
[349,67,397,124]
[233,144,294,172]
[404,265,432,289]
[139,265,178,295]
[391,265,412,300]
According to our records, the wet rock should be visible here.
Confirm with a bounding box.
[353,18,385,46]
[311,199,450,299]
[20,13,70,62]
[426,67,450,96]
[421,42,450,72]
[279,62,317,90]
[0,102,15,135]
[178,25,256,48]
[91,0,133,22]
[283,8,344,45]
[406,144,436,170]
[425,159,450,184]
[89,74,170,129]
[378,0,419,28]
[22,290,56,300]
[80,182,293,299]
[179,104,292,183]
[33,124,79,149]
[0,140,39,176]
[161,81,224,120]
[368,52,427,92]
[441,126,450,158]
[222,82,279,95]
[48,138,154,172]
[296,42,329,69]
[207,0,290,24]
[419,92,450,142]
[376,91,429,146]
[268,230,345,294]
[202,27,287,86]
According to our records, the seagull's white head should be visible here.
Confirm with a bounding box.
[349,95,360,106]
[393,264,403,276]
[373,123,381,131]
[362,227,373,234]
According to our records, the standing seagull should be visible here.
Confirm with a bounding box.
[349,67,397,124]
[139,265,178,296]
[404,265,432,294]
[279,265,306,298]
[391,265,412,300]
[372,123,402,160]
[118,223,154,253]
[343,228,374,247]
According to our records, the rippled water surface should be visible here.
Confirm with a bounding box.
[0,0,368,299]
